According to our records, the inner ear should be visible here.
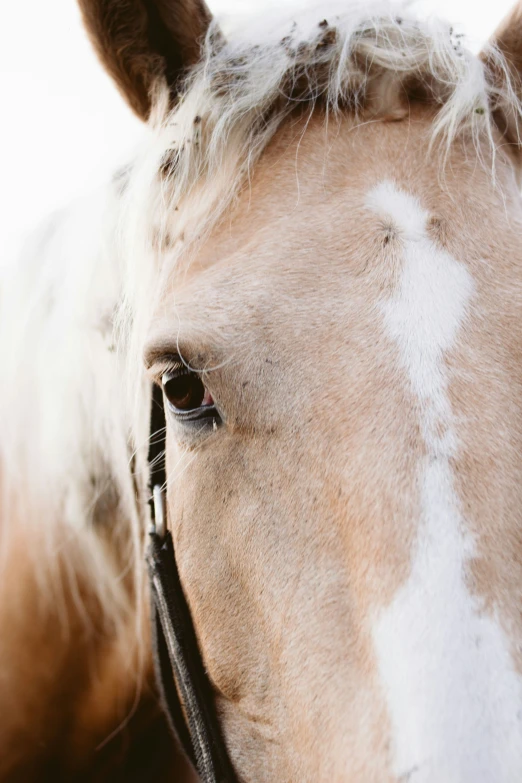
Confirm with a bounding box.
[481,2,522,154]
[78,0,213,121]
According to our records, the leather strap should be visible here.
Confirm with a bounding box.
[147,384,237,783]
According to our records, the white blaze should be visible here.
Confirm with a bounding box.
[367,181,522,782]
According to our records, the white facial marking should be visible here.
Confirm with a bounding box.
[368,181,522,782]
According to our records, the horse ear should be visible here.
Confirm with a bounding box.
[482,2,522,154]
[78,0,213,121]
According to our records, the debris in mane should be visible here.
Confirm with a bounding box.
[150,0,520,193]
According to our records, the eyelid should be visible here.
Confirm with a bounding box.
[146,354,185,384]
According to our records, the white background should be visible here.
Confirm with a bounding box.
[0,0,516,260]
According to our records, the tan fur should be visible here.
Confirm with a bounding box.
[7,1,522,779]
[142,106,522,780]
[0,483,195,781]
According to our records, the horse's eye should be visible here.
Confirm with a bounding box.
[162,368,214,416]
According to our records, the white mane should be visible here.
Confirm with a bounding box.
[1,0,520,636]
[0,187,146,633]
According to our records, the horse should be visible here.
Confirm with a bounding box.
[3,0,522,779]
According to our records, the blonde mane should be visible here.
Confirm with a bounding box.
[1,0,521,641]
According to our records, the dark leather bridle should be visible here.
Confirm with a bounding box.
[147,384,238,783]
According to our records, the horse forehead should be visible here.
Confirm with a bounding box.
[169,109,435,281]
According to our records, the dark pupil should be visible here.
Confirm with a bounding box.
[163,373,205,411]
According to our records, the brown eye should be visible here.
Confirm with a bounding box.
[162,369,213,414]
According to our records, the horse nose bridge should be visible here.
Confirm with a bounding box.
[369,535,522,783]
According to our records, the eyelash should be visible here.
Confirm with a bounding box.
[162,357,187,376]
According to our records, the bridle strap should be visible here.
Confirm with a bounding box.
[147,384,237,783]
